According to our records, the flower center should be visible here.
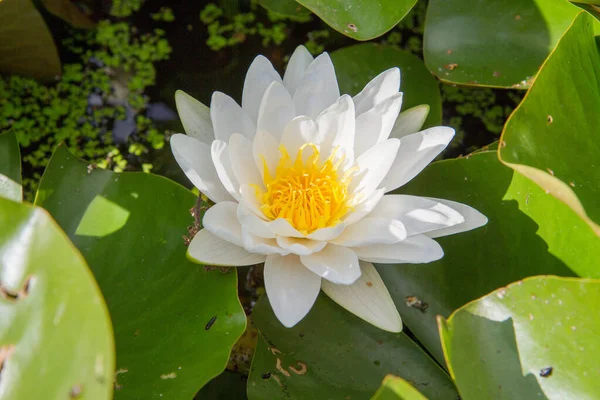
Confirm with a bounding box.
[259,144,354,234]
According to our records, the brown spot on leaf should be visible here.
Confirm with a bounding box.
[444,63,458,71]
[347,23,358,32]
[289,361,307,375]
[69,384,83,399]
[276,358,291,377]
[366,281,373,287]
[0,276,32,301]
[405,296,429,313]
[547,115,553,124]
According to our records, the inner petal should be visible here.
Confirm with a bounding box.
[256,143,355,235]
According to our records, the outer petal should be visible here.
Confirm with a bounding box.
[170,134,233,203]
[202,201,243,246]
[349,139,400,196]
[352,68,400,116]
[331,217,407,247]
[354,92,403,156]
[368,195,465,236]
[423,198,488,238]
[253,130,280,181]
[188,229,266,266]
[175,90,214,144]
[306,224,346,241]
[353,234,443,264]
[293,53,340,119]
[242,55,283,124]
[210,92,256,142]
[229,133,263,186]
[264,254,321,327]
[211,140,240,201]
[280,116,320,155]
[276,237,327,256]
[300,244,361,285]
[283,45,314,96]
[380,126,454,192]
[321,261,402,332]
[389,104,430,139]
[316,94,355,162]
[257,81,296,142]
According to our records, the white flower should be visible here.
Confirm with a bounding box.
[171,46,487,332]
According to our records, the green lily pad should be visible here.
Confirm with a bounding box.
[247,295,458,400]
[439,276,600,399]
[35,145,246,399]
[423,0,580,88]
[0,197,114,400]
[378,151,600,365]
[371,375,428,400]
[0,130,21,202]
[499,12,600,234]
[296,0,417,40]
[256,0,311,20]
[0,0,61,81]
[331,43,442,128]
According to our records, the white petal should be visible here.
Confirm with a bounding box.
[210,92,256,142]
[242,229,288,255]
[202,202,243,246]
[188,229,266,266]
[343,189,385,225]
[353,235,443,264]
[353,68,400,116]
[276,237,327,256]
[170,134,233,203]
[349,139,400,196]
[293,53,340,119]
[316,94,355,161]
[264,254,321,327]
[389,104,430,139]
[211,140,240,201]
[238,201,274,238]
[229,133,263,186]
[242,55,283,124]
[321,261,402,332]
[306,224,346,241]
[331,218,406,247]
[280,116,320,155]
[354,92,403,156]
[253,130,280,182]
[368,195,465,236]
[175,90,213,144]
[300,244,361,285]
[423,198,488,238]
[257,81,296,142]
[283,45,314,96]
[380,126,454,192]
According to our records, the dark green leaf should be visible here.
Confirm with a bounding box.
[499,12,600,234]
[0,0,61,80]
[35,145,246,399]
[440,276,600,399]
[379,151,600,365]
[424,0,580,87]
[331,43,442,128]
[296,0,417,40]
[41,0,95,28]
[247,295,458,400]
[0,130,21,202]
[0,198,114,399]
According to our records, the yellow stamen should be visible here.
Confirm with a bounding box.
[259,144,354,234]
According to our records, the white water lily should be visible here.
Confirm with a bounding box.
[171,46,487,332]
